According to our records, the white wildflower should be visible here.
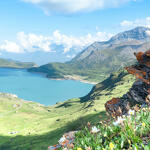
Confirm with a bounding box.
[62,148,68,150]
[128,109,135,115]
[142,108,146,111]
[58,136,66,144]
[91,126,100,133]
[113,116,125,126]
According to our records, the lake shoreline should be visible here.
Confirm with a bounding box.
[51,75,98,85]
[28,70,97,85]
[2,67,98,85]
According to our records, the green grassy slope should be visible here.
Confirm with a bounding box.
[28,62,111,82]
[0,94,102,150]
[81,70,135,102]
[0,70,135,150]
[0,58,36,68]
[28,62,71,79]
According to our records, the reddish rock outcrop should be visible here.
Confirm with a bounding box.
[105,98,122,117]
[105,50,150,117]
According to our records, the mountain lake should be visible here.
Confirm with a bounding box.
[0,68,93,105]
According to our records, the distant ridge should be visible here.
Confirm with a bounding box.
[0,58,37,68]
[109,26,150,42]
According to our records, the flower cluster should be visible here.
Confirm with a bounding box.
[73,106,150,149]
[48,131,77,150]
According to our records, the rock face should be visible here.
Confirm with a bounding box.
[105,50,150,117]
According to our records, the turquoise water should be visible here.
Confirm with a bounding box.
[0,68,93,105]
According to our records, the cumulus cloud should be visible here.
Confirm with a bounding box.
[146,30,150,36]
[17,32,52,52]
[52,30,113,53]
[0,41,21,53]
[66,54,76,59]
[0,30,113,54]
[21,0,136,14]
[120,17,150,28]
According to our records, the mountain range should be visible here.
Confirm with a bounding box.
[28,26,150,82]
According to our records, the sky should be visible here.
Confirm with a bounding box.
[0,0,150,65]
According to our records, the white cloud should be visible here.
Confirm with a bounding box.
[0,41,21,53]
[120,17,150,28]
[146,30,150,36]
[66,54,76,58]
[21,0,135,14]
[120,20,133,27]
[51,30,113,53]
[17,32,51,52]
[0,30,113,54]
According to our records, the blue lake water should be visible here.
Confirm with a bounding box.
[0,68,93,105]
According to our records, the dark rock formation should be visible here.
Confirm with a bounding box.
[105,50,150,117]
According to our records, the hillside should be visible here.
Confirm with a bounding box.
[0,69,135,150]
[81,70,135,102]
[0,58,37,68]
[28,27,150,82]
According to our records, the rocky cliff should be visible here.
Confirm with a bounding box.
[105,50,150,117]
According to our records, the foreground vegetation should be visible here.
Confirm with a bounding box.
[0,70,135,150]
[74,106,150,150]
